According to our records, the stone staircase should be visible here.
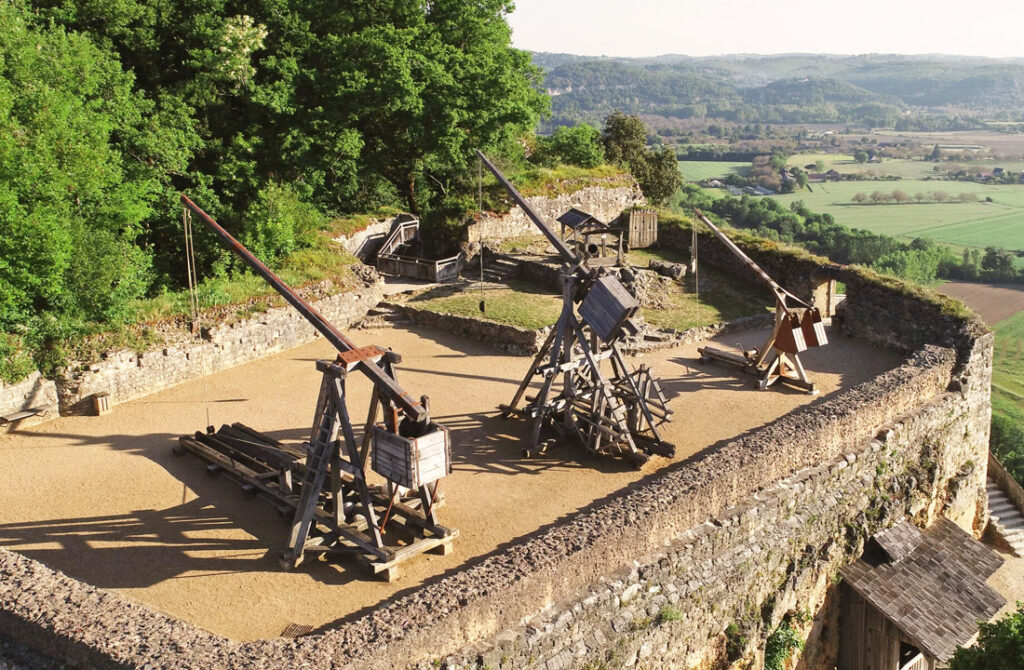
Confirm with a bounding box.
[355,305,412,329]
[470,255,521,284]
[988,479,1024,557]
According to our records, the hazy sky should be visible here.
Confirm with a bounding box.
[507,0,1022,58]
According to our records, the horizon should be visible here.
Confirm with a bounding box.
[506,0,1023,60]
[524,50,1024,61]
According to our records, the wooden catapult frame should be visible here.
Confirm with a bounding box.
[176,196,456,581]
[479,152,674,467]
[692,209,828,394]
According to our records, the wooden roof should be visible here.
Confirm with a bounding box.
[841,518,1005,662]
[557,208,604,230]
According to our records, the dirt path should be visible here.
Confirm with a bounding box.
[937,281,1024,325]
[0,323,900,640]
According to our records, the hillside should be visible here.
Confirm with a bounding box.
[535,52,1024,126]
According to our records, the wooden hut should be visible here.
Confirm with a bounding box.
[556,208,619,260]
[838,519,1005,670]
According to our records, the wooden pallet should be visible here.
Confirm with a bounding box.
[177,421,457,581]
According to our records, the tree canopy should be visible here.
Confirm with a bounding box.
[0,2,179,328]
[950,602,1024,670]
[28,0,548,279]
[602,112,680,204]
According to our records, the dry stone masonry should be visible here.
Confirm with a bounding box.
[0,271,385,419]
[0,215,995,670]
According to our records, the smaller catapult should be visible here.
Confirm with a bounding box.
[479,152,674,467]
[175,195,457,580]
[692,209,828,393]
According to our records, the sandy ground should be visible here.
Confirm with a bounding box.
[0,323,901,641]
[937,281,1024,325]
[986,546,1024,619]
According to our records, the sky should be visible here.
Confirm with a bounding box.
[506,0,1023,59]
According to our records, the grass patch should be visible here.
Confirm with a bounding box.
[134,239,362,325]
[640,264,769,332]
[325,207,403,238]
[509,164,633,198]
[407,280,563,330]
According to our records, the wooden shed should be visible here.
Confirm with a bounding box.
[838,519,1005,670]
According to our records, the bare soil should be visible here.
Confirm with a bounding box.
[937,281,1024,325]
[0,322,900,641]
[986,545,1024,620]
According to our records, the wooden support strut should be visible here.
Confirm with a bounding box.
[692,208,823,394]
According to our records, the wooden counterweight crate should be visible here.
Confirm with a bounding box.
[371,424,450,489]
[579,276,638,342]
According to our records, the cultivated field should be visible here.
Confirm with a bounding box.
[872,130,1024,159]
[937,282,1024,325]
[787,153,1024,180]
[0,322,899,640]
[677,160,750,181]
[769,180,1024,249]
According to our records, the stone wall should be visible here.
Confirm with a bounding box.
[466,184,645,245]
[333,216,400,260]
[0,372,59,432]
[0,211,994,670]
[384,301,550,355]
[56,277,385,414]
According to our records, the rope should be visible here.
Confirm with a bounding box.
[692,223,699,317]
[182,207,213,429]
[477,156,486,313]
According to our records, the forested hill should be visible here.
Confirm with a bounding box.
[534,53,1024,126]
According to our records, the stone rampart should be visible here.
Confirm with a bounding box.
[0,210,994,670]
[0,274,385,418]
[0,372,59,432]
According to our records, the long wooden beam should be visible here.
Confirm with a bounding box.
[692,208,806,311]
[476,151,579,265]
[180,194,426,423]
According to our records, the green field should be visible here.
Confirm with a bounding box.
[768,180,1024,250]
[788,153,1024,180]
[990,310,1024,481]
[677,160,750,182]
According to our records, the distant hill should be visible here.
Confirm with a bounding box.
[532,53,1024,126]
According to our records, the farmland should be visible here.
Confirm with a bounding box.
[677,160,750,182]
[768,179,1024,249]
[786,153,1024,180]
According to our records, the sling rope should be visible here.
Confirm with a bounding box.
[692,222,700,316]
[182,206,213,429]
[477,155,486,314]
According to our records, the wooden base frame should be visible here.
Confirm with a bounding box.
[697,303,819,394]
[501,273,675,467]
[176,355,457,581]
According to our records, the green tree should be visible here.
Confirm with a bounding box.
[32,0,547,270]
[632,146,682,205]
[601,112,680,204]
[814,159,826,173]
[602,111,648,167]
[929,143,943,161]
[0,2,167,328]
[537,124,604,167]
[854,150,869,163]
[950,602,1024,670]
